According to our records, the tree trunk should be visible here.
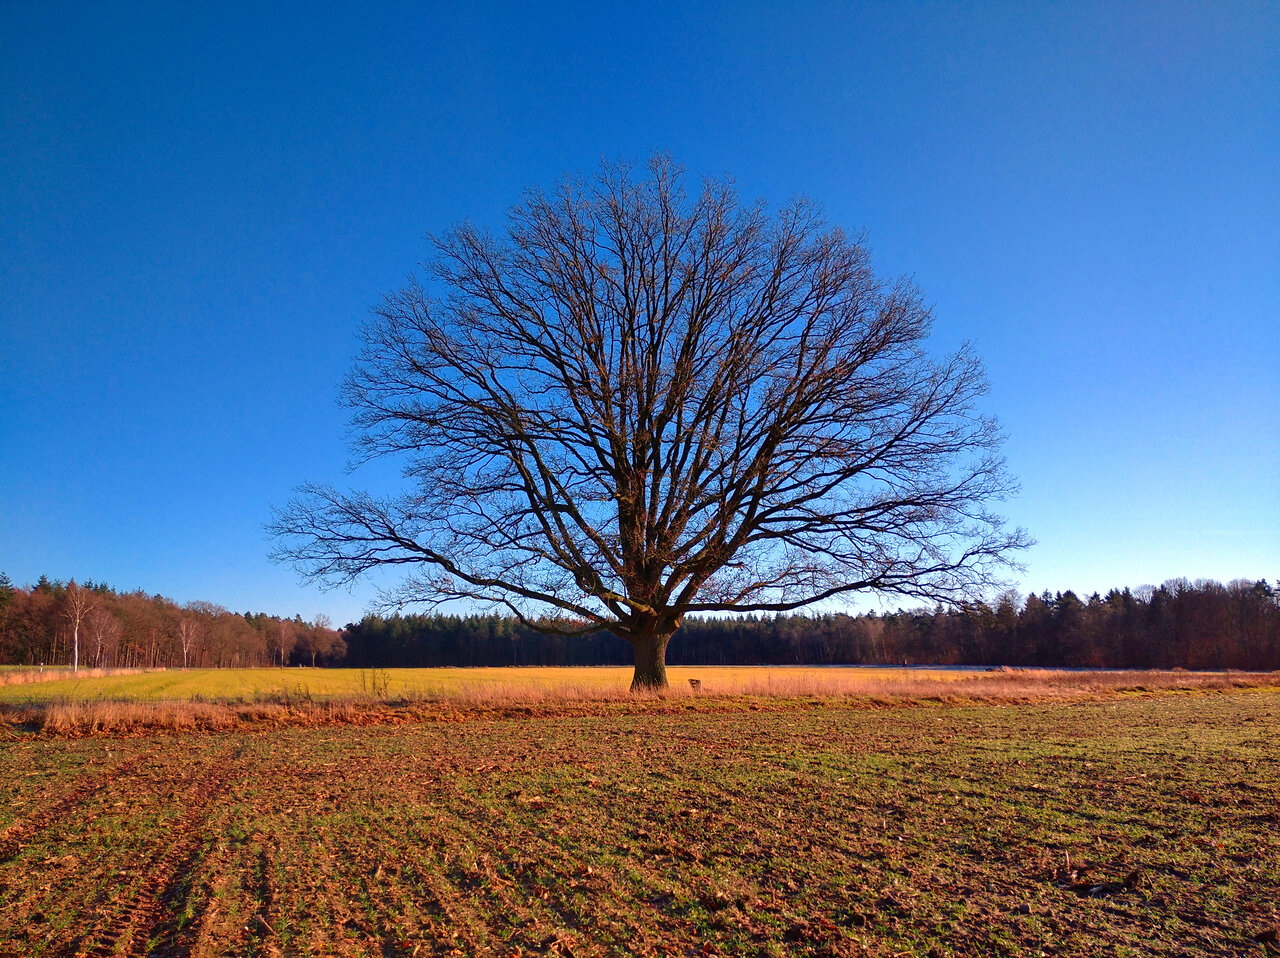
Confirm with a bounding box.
[630,630,673,691]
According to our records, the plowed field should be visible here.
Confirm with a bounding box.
[1,691,1277,956]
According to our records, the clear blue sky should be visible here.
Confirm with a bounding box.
[2,1,1276,626]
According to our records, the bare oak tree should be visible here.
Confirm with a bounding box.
[273,156,1029,689]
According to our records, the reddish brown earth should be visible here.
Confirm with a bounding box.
[0,691,1277,956]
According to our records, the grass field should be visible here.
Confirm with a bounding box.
[5,663,1277,703]
[1,685,1278,956]
[1,665,1276,737]
[0,665,992,705]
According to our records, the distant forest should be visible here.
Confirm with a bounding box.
[0,574,344,669]
[342,578,1280,671]
[2,574,1276,672]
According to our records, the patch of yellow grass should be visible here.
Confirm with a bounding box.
[0,667,146,687]
[1,670,1275,737]
[5,664,1279,707]
[0,664,987,706]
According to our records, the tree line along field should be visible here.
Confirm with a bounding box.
[340,580,1280,673]
[1,684,1278,956]
[5,576,1279,677]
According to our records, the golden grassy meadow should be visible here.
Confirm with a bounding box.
[0,664,980,704]
[1,664,1276,737]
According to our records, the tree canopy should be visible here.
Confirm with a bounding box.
[272,156,1029,688]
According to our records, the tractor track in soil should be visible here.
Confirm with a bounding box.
[1,694,1276,957]
[69,745,251,958]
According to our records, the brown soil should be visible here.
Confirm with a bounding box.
[0,690,1276,956]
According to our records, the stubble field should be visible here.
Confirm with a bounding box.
[0,685,1277,957]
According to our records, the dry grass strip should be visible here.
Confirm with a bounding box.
[1,668,1276,737]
